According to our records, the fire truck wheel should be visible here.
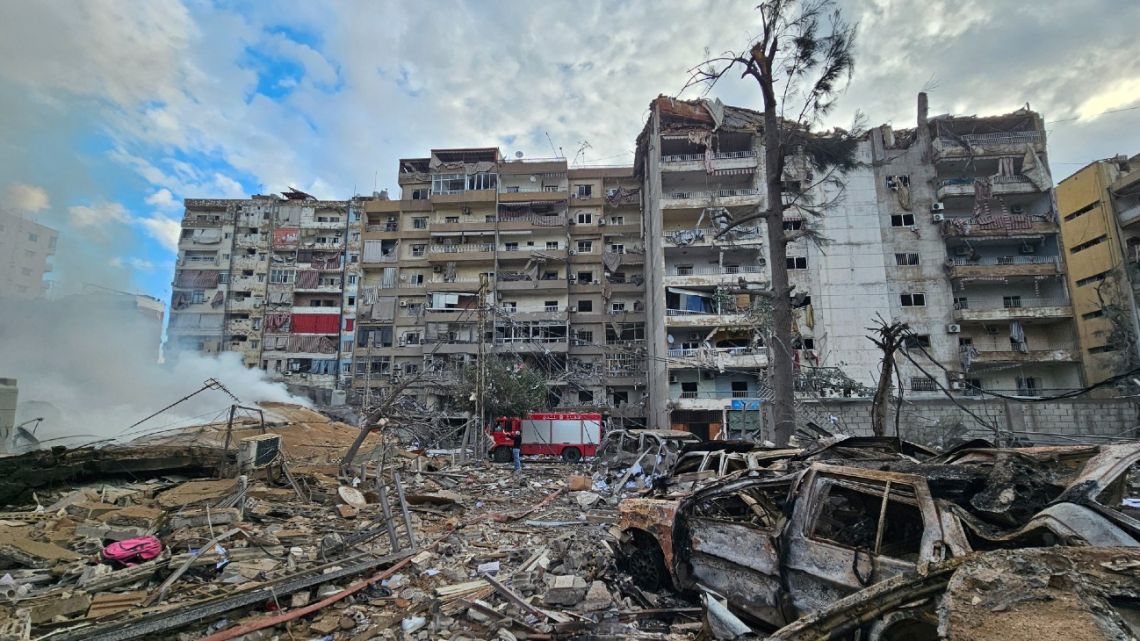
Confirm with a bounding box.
[491,446,512,463]
[561,447,582,463]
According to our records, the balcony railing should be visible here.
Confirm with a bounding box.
[954,295,1069,310]
[365,223,399,232]
[937,175,1035,190]
[949,255,1060,266]
[664,188,761,200]
[662,150,757,163]
[492,336,568,344]
[674,391,756,400]
[428,243,495,254]
[667,265,763,276]
[957,131,1043,146]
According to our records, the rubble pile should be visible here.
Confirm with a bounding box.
[0,433,704,640]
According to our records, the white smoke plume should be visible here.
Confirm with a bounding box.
[0,294,308,448]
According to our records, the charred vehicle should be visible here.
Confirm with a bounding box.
[618,442,1140,635]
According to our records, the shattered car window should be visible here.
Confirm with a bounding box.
[692,483,789,530]
[811,480,924,561]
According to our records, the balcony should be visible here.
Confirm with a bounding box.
[661,188,762,210]
[490,336,569,353]
[427,276,482,292]
[661,150,758,173]
[495,277,568,291]
[962,342,1079,365]
[430,188,497,205]
[948,255,1062,279]
[427,243,495,262]
[302,220,348,230]
[933,131,1045,162]
[936,175,1041,200]
[669,391,757,411]
[665,264,764,287]
[939,218,1058,239]
[498,248,568,262]
[667,346,768,369]
[498,187,568,203]
[662,226,763,246]
[954,296,1072,322]
[363,223,401,240]
[665,310,749,327]
[229,298,263,312]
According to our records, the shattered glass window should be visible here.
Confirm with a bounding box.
[811,480,924,561]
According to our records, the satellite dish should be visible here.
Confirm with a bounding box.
[514,151,524,159]
[529,175,537,182]
[667,334,675,344]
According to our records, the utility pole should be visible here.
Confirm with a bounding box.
[474,273,489,462]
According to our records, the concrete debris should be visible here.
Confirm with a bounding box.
[1,403,1132,640]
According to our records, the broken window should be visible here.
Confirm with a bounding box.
[903,335,931,348]
[412,217,428,229]
[786,256,808,269]
[576,184,593,197]
[691,483,789,530]
[894,253,920,266]
[578,390,594,403]
[577,300,593,312]
[811,480,924,561]
[900,292,926,307]
[891,213,915,227]
[610,216,625,225]
[505,242,519,251]
[910,377,938,391]
[1002,296,1023,308]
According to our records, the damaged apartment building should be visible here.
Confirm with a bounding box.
[170,92,1093,433]
[636,94,1082,435]
[352,149,648,425]
[168,191,361,404]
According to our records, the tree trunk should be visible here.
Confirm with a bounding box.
[870,349,894,437]
[755,53,795,446]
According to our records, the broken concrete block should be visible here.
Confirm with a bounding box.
[543,574,588,606]
[168,507,241,530]
[580,580,612,612]
[102,505,162,529]
[568,475,592,492]
[336,504,358,519]
[64,502,118,520]
[0,526,81,568]
[290,591,311,608]
[27,592,91,624]
[75,522,148,542]
[87,591,147,619]
[574,492,602,509]
[156,480,237,509]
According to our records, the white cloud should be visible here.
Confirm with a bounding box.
[138,214,182,253]
[5,183,50,213]
[144,188,178,209]
[68,202,130,227]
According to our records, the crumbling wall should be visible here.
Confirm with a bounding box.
[812,397,1140,445]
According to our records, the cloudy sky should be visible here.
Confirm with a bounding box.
[1,0,1138,302]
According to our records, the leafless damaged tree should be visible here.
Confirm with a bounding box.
[685,0,860,445]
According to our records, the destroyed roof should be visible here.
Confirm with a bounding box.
[928,104,1044,135]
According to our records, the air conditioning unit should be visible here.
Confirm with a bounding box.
[569,249,577,255]
[399,300,408,307]
[239,434,282,470]
[567,306,577,313]
[954,246,972,256]
[949,381,963,391]
[1010,204,1025,214]
[930,202,946,213]
[932,213,946,223]
[598,218,607,226]
[669,375,678,384]
[946,323,961,334]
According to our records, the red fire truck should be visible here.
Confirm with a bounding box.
[488,412,604,463]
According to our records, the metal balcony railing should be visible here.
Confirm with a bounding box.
[949,255,1060,266]
[668,265,763,276]
[954,295,1070,310]
[428,243,495,254]
[664,188,761,200]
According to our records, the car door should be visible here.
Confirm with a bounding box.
[679,478,792,627]
[781,466,948,617]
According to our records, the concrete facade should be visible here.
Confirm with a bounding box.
[816,396,1139,446]
[352,149,648,425]
[1056,154,1140,384]
[0,210,57,300]
[168,193,360,404]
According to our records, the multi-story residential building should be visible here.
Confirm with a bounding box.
[0,209,57,300]
[353,149,648,427]
[1056,153,1140,384]
[637,98,772,438]
[638,94,1083,436]
[167,191,360,404]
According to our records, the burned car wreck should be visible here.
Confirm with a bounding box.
[618,440,1140,636]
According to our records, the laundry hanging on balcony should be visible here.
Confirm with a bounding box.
[1009,320,1029,353]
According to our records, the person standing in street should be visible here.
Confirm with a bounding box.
[510,424,523,473]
